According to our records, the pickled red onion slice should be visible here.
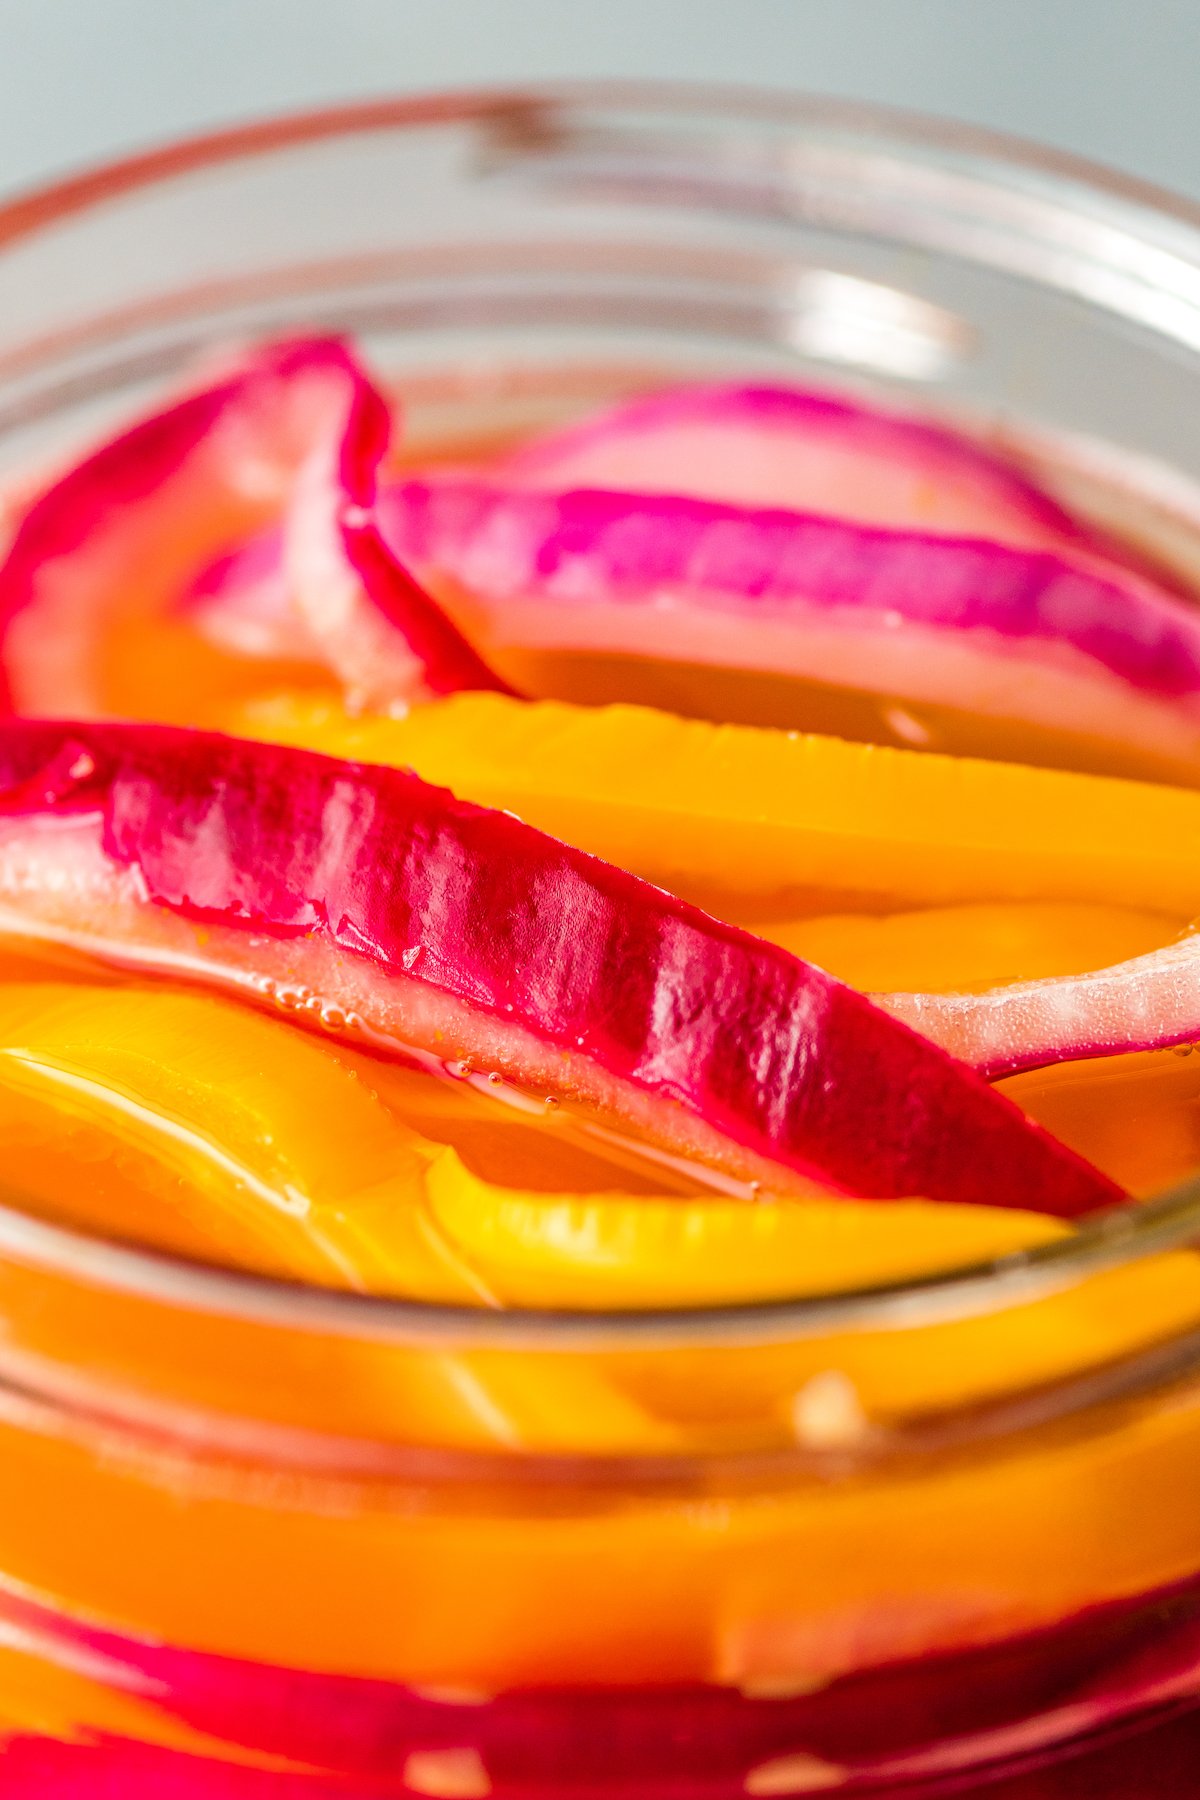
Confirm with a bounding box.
[0,338,360,714]
[8,1572,1200,1794]
[501,380,1108,557]
[190,478,1200,763]
[371,480,1200,765]
[882,933,1200,1079]
[0,721,1119,1216]
[0,335,500,717]
[283,364,512,708]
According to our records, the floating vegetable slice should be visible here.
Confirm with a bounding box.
[368,478,1200,773]
[0,335,494,721]
[228,692,1200,920]
[0,337,354,716]
[425,1153,1063,1308]
[882,933,1200,1078]
[500,379,1105,554]
[186,426,1200,772]
[283,351,512,709]
[0,980,490,1298]
[8,1568,1200,1800]
[0,720,1120,1215]
[231,692,1200,1076]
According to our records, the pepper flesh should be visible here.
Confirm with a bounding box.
[227,691,1200,920]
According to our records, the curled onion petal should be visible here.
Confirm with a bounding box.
[0,721,1119,1216]
[0,334,504,718]
[372,480,1200,769]
[501,380,1113,557]
[881,931,1200,1079]
[0,338,372,716]
[284,369,514,710]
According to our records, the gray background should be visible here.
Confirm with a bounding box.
[1,0,1198,204]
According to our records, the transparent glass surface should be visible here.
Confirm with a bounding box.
[2,84,1200,1795]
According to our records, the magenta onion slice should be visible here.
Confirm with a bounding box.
[0,337,354,714]
[282,358,513,708]
[8,1706,1200,1800]
[367,478,1200,763]
[0,720,1119,1216]
[0,336,501,716]
[5,1574,1200,1794]
[881,930,1200,1079]
[186,476,1200,761]
[501,380,1114,558]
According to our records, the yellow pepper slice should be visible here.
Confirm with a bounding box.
[227,692,1200,918]
[425,1150,1064,1308]
[0,981,489,1301]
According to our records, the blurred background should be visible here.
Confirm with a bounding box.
[2,0,1199,202]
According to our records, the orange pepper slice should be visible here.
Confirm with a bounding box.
[226,692,1200,919]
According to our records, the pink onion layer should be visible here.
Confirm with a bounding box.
[368,478,1200,763]
[174,379,1200,757]
[0,338,357,714]
[0,721,1118,1216]
[282,359,512,708]
[5,1575,1200,1797]
[0,336,499,717]
[881,930,1200,1079]
[184,475,1200,760]
[500,380,1114,559]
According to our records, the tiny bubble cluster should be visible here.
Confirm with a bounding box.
[269,983,317,1014]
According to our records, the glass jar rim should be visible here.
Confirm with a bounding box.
[6,79,1200,252]
[0,1172,1196,1350]
[2,80,1200,1351]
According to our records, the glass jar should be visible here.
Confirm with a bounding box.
[3,83,1200,1797]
